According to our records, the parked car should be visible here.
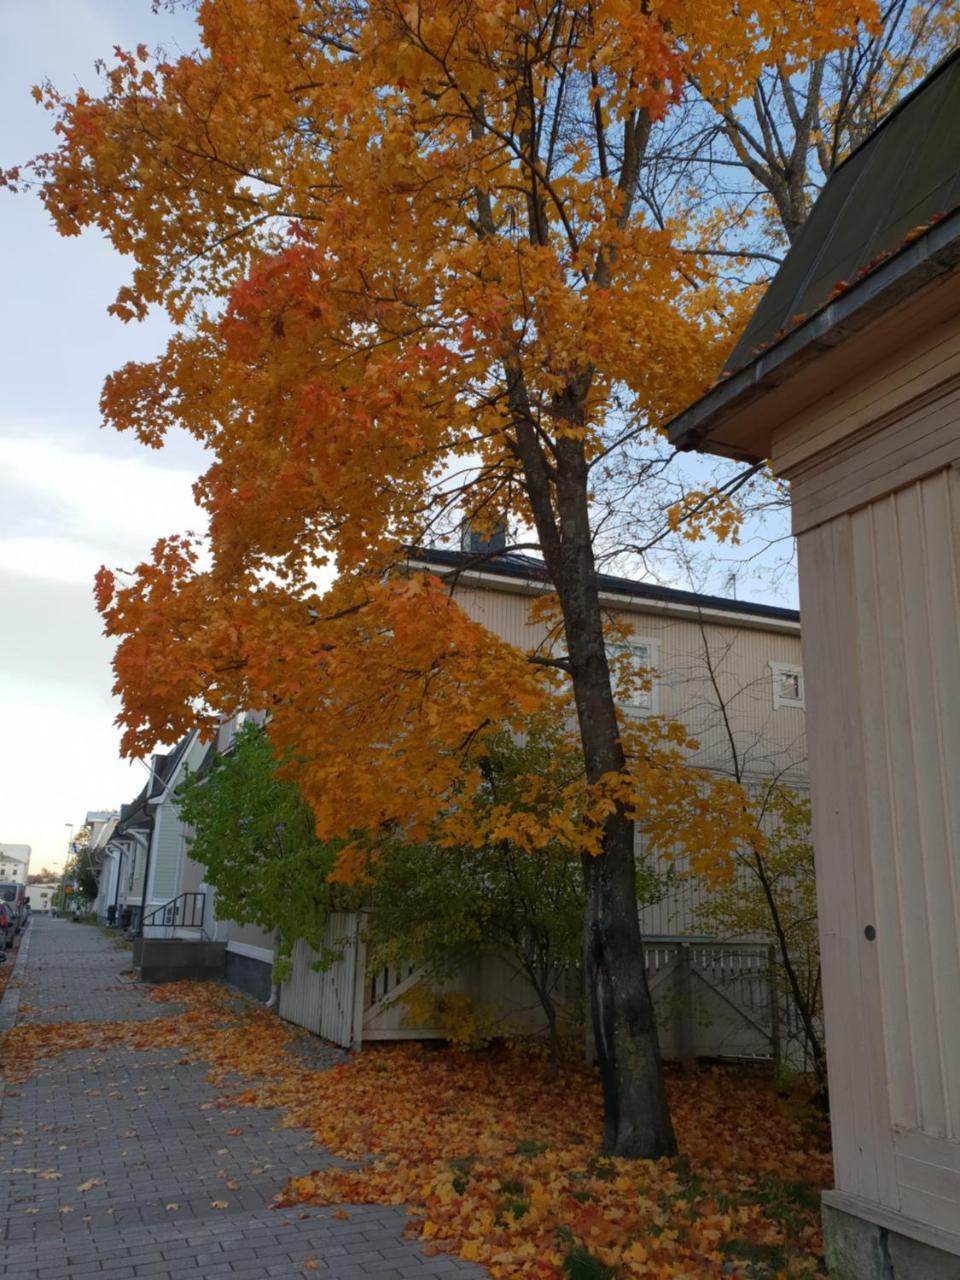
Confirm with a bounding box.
[0,883,26,934]
[0,902,16,949]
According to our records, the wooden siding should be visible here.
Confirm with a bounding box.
[148,806,182,902]
[148,735,208,905]
[452,584,806,785]
[771,304,960,476]
[797,462,960,1232]
[127,845,146,903]
[789,378,960,534]
[637,790,809,939]
[444,580,807,943]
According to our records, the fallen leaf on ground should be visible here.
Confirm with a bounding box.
[0,980,832,1278]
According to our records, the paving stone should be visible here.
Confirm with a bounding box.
[0,917,485,1279]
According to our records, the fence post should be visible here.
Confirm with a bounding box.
[350,913,368,1052]
[673,943,695,1073]
[768,944,781,1065]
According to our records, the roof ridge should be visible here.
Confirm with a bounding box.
[832,44,960,179]
[411,547,799,621]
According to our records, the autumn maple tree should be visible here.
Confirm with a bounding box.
[16,0,882,1156]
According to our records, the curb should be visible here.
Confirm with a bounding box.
[0,920,33,1034]
[0,921,34,1120]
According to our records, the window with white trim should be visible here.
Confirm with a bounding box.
[607,639,660,714]
[770,661,804,709]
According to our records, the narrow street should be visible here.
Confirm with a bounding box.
[0,917,482,1280]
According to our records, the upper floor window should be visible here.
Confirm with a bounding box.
[770,661,804,710]
[607,639,659,714]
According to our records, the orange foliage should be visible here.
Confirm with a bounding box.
[1,982,830,1277]
[17,0,875,878]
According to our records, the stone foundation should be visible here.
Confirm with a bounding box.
[224,948,273,1002]
[132,937,226,983]
[823,1203,960,1279]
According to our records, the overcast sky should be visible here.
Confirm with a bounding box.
[1,1,203,872]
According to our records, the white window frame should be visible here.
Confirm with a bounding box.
[607,637,660,715]
[770,661,804,710]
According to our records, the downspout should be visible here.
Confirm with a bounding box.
[265,927,282,1010]
[134,747,177,936]
[112,848,124,912]
[265,822,286,1010]
[137,823,156,938]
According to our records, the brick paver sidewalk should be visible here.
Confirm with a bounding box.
[0,916,485,1280]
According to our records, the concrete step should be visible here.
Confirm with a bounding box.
[132,938,227,983]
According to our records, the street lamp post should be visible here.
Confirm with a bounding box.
[58,823,73,915]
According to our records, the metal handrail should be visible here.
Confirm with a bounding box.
[141,891,208,940]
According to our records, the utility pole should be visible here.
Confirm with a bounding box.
[58,823,73,915]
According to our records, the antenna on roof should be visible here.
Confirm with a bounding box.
[724,571,738,599]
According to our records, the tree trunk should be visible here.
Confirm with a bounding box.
[554,435,675,1159]
[581,818,676,1157]
[509,377,676,1157]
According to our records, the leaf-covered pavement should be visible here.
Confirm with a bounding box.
[0,918,483,1280]
[2,969,832,1279]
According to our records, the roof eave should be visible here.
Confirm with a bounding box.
[666,210,960,461]
[406,551,800,631]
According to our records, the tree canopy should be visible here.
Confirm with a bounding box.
[21,0,875,873]
[17,0,941,1156]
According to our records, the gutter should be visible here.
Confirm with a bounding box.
[146,730,198,807]
[406,557,800,634]
[111,846,124,915]
[665,209,960,461]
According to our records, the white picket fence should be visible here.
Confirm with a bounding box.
[278,914,367,1048]
[279,912,812,1068]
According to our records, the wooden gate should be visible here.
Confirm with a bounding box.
[279,917,814,1065]
[278,913,366,1049]
[646,939,811,1067]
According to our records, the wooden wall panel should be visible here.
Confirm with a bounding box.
[798,462,960,1224]
[850,505,917,1135]
[451,584,806,783]
[772,315,960,476]
[798,518,896,1207]
[919,471,960,1139]
[789,381,960,534]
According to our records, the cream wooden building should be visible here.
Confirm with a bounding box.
[668,48,960,1280]
[272,549,809,1061]
[104,530,809,1052]
[410,545,807,941]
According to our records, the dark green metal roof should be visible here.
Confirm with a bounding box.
[725,46,960,373]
